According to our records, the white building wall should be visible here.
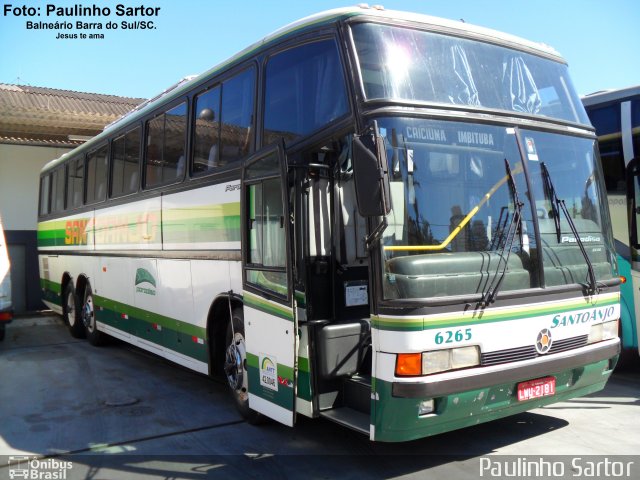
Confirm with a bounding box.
[0,143,71,311]
[0,144,70,231]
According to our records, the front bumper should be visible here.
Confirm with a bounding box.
[373,339,620,442]
[392,340,620,398]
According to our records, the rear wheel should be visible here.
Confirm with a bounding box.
[64,282,85,339]
[82,284,106,346]
[0,324,5,341]
[223,308,262,423]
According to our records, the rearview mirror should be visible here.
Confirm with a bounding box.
[352,131,391,217]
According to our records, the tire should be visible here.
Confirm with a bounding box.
[64,281,85,339]
[82,284,106,346]
[0,324,5,341]
[223,308,263,423]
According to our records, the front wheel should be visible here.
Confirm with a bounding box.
[82,284,106,346]
[223,308,262,423]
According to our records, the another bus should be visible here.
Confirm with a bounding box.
[583,86,640,362]
[38,6,621,442]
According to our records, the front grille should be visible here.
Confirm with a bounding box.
[549,334,589,354]
[481,345,536,366]
[481,334,589,367]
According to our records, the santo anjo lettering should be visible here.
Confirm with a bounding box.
[551,306,616,328]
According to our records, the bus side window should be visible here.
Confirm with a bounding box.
[192,86,221,175]
[219,68,255,166]
[66,157,84,208]
[86,144,109,204]
[112,127,141,197]
[39,175,51,216]
[263,39,348,147]
[145,103,187,188]
[588,104,626,193]
[51,167,66,213]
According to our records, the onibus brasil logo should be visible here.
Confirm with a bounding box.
[135,268,156,296]
[8,456,73,479]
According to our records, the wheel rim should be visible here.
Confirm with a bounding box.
[82,294,95,333]
[224,331,248,399]
[66,289,75,326]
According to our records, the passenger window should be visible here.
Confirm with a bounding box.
[39,175,51,215]
[192,86,221,175]
[220,68,255,166]
[51,168,66,213]
[86,144,109,204]
[66,157,84,208]
[145,102,187,188]
[112,127,141,197]
[264,40,348,145]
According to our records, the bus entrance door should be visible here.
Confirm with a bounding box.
[241,143,297,426]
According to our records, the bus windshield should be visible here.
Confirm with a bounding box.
[351,22,589,125]
[378,117,616,300]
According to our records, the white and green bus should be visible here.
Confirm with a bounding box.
[583,85,640,362]
[38,6,621,442]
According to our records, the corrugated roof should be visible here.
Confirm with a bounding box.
[0,135,84,147]
[0,83,145,142]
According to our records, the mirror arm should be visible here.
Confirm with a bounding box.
[365,216,388,251]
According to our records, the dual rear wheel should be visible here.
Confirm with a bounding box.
[63,281,105,346]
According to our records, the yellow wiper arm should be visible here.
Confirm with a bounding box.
[384,163,522,252]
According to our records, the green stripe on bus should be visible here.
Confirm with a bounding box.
[243,291,294,321]
[96,301,208,363]
[40,278,62,294]
[93,295,207,339]
[372,293,619,331]
[40,278,62,305]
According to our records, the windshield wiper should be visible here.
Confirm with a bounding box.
[479,159,524,307]
[540,162,599,295]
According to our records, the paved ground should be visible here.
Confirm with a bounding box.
[0,314,638,479]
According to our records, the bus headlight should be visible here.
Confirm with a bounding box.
[587,320,618,344]
[396,346,480,376]
[423,346,480,375]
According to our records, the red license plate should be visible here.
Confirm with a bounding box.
[517,376,556,401]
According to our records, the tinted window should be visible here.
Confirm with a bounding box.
[86,144,109,204]
[264,40,348,145]
[66,157,84,208]
[112,127,141,197]
[51,168,65,213]
[220,69,255,166]
[39,175,51,215]
[192,86,221,175]
[145,102,187,188]
[586,105,625,192]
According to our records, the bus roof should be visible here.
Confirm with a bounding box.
[41,5,566,174]
[582,85,640,107]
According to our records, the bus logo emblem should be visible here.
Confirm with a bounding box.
[135,268,157,296]
[535,329,553,354]
[135,268,156,288]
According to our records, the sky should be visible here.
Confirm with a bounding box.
[0,0,638,100]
